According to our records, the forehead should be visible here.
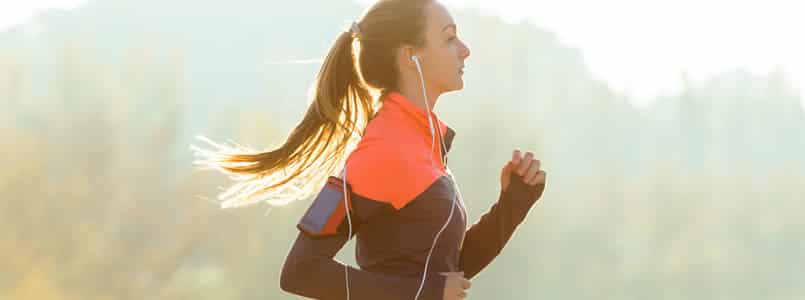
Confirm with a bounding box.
[424,2,455,32]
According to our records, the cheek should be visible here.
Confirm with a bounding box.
[424,54,447,76]
[435,50,456,74]
[423,49,458,85]
[434,61,455,82]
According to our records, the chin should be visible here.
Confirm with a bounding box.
[438,79,464,94]
[446,81,464,93]
[454,80,464,91]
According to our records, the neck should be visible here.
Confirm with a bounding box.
[396,76,440,112]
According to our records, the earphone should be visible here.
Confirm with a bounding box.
[411,55,438,150]
[409,54,458,300]
[340,54,463,300]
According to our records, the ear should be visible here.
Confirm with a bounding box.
[398,46,417,70]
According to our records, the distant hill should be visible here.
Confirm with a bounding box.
[1,0,802,177]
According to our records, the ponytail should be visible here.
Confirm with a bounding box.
[193,0,433,209]
[192,30,375,208]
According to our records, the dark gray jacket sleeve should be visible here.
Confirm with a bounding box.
[458,174,546,279]
[280,196,446,300]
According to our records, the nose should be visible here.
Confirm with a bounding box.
[459,39,470,60]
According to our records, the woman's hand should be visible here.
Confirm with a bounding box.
[500,149,546,192]
[439,272,471,299]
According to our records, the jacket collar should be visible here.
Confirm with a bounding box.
[383,91,456,157]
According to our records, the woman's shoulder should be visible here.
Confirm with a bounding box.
[344,117,442,210]
[351,111,422,162]
[363,110,417,140]
[344,123,415,187]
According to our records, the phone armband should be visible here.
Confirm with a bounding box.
[297,176,353,237]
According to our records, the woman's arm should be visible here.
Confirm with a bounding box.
[458,174,545,279]
[280,198,446,300]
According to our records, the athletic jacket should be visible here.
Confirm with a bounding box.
[280,91,545,299]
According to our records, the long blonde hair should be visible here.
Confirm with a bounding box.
[191,0,432,208]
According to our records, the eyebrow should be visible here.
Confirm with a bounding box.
[442,24,456,32]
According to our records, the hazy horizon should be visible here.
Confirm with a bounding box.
[3,0,803,111]
[1,1,802,299]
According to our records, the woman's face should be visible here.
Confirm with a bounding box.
[416,2,471,94]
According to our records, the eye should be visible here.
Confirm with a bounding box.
[448,36,457,42]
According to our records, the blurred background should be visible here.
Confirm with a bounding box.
[1,0,803,299]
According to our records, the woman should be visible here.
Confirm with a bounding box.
[194,0,546,299]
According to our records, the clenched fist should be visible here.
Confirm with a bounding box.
[500,149,546,193]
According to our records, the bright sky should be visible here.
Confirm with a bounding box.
[358,0,805,110]
[0,1,87,30]
[2,0,802,110]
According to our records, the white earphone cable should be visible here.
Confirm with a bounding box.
[342,167,352,300]
[411,55,460,300]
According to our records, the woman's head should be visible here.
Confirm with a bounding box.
[358,0,471,95]
[192,0,469,208]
